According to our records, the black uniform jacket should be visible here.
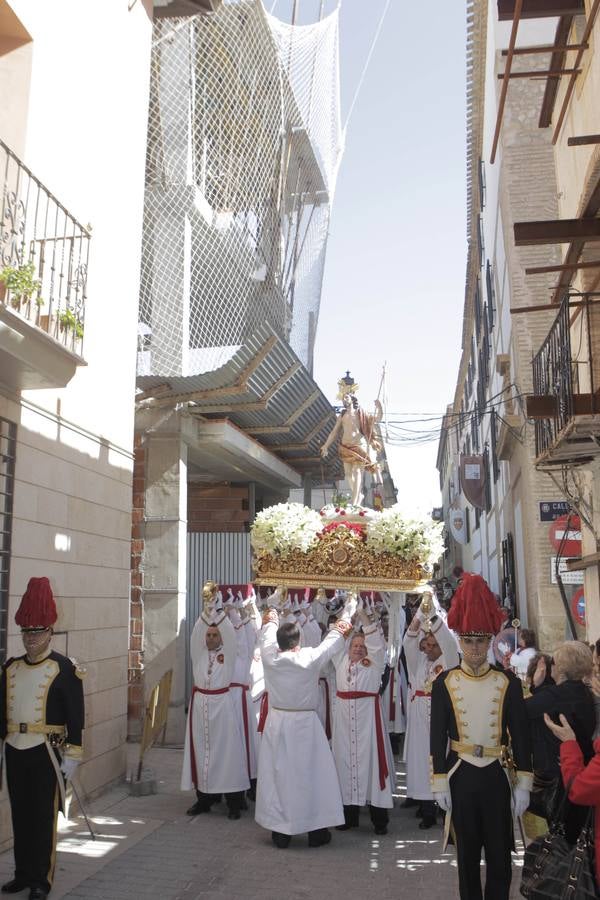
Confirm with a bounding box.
[430,663,533,791]
[0,651,84,755]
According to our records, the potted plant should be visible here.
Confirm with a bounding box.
[0,262,42,309]
[58,308,84,340]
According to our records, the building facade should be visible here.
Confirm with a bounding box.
[437,0,600,649]
[0,0,154,847]
[129,1,345,742]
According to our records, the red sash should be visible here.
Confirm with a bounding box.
[411,690,430,701]
[389,667,396,721]
[336,690,389,790]
[188,685,229,788]
[230,682,251,779]
[319,677,332,740]
[257,692,269,734]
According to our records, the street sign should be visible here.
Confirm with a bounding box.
[550,557,584,585]
[571,587,586,627]
[549,514,581,557]
[539,501,571,522]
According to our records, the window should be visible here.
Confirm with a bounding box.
[474,279,482,338]
[486,260,495,330]
[479,158,486,210]
[490,410,500,483]
[477,215,485,268]
[483,446,492,513]
[0,418,16,664]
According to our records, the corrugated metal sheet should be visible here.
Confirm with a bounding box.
[185,531,251,700]
[138,323,342,476]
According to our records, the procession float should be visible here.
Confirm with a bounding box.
[251,501,444,594]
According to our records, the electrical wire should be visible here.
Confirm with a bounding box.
[343,0,392,133]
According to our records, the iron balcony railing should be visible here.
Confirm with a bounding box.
[532,294,599,458]
[0,138,90,352]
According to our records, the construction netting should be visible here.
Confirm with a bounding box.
[138,0,343,379]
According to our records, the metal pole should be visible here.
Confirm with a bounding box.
[292,0,299,25]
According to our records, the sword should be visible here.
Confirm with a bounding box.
[68,776,96,841]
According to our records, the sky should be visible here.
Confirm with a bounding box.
[271,0,467,514]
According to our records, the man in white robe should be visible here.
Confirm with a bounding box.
[255,593,357,848]
[181,584,250,818]
[331,608,395,834]
[403,596,459,828]
[227,593,259,800]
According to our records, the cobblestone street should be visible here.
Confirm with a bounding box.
[0,747,524,900]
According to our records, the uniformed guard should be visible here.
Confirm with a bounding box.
[0,577,85,900]
[430,573,532,900]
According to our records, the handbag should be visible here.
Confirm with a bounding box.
[520,785,598,900]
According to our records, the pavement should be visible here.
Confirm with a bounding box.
[0,746,525,900]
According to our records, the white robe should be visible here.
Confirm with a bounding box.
[382,650,408,735]
[181,613,250,794]
[255,622,345,834]
[403,618,459,801]
[229,614,258,780]
[331,626,395,809]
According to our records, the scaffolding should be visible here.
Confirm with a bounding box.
[138,0,343,379]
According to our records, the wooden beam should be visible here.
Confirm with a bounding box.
[568,134,600,146]
[497,68,580,78]
[491,0,523,165]
[526,259,600,274]
[539,16,575,128]
[502,42,587,55]
[565,551,600,571]
[498,0,584,18]
[514,217,600,246]
[551,175,600,303]
[526,392,600,418]
[553,0,600,144]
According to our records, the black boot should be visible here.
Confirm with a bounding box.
[369,804,389,835]
[336,804,360,830]
[271,831,291,849]
[419,799,437,829]
[247,778,257,802]
[1,880,28,895]
[226,791,243,820]
[308,827,332,847]
[400,797,418,809]
[187,794,211,815]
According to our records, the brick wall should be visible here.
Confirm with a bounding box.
[188,483,249,533]
[128,434,146,738]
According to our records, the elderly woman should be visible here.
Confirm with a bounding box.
[525,641,595,841]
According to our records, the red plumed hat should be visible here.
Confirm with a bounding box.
[15,577,57,628]
[447,573,505,636]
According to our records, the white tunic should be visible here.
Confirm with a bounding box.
[331,626,395,808]
[229,613,258,780]
[382,650,408,735]
[181,613,250,793]
[255,622,345,834]
[403,618,459,800]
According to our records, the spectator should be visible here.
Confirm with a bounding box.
[545,712,600,889]
[525,641,595,841]
[509,628,537,678]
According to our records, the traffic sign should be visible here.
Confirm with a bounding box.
[571,587,585,627]
[550,557,584,585]
[539,501,571,522]
[549,514,581,557]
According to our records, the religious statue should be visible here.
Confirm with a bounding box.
[320,372,383,507]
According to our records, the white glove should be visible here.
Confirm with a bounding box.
[61,757,79,781]
[513,787,530,818]
[433,791,452,813]
[340,592,358,623]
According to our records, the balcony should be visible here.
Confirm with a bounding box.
[0,138,89,390]
[526,295,600,467]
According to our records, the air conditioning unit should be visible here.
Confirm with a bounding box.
[154,0,223,18]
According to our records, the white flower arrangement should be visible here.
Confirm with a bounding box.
[251,502,323,556]
[365,506,445,568]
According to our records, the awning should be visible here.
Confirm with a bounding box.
[136,323,343,480]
